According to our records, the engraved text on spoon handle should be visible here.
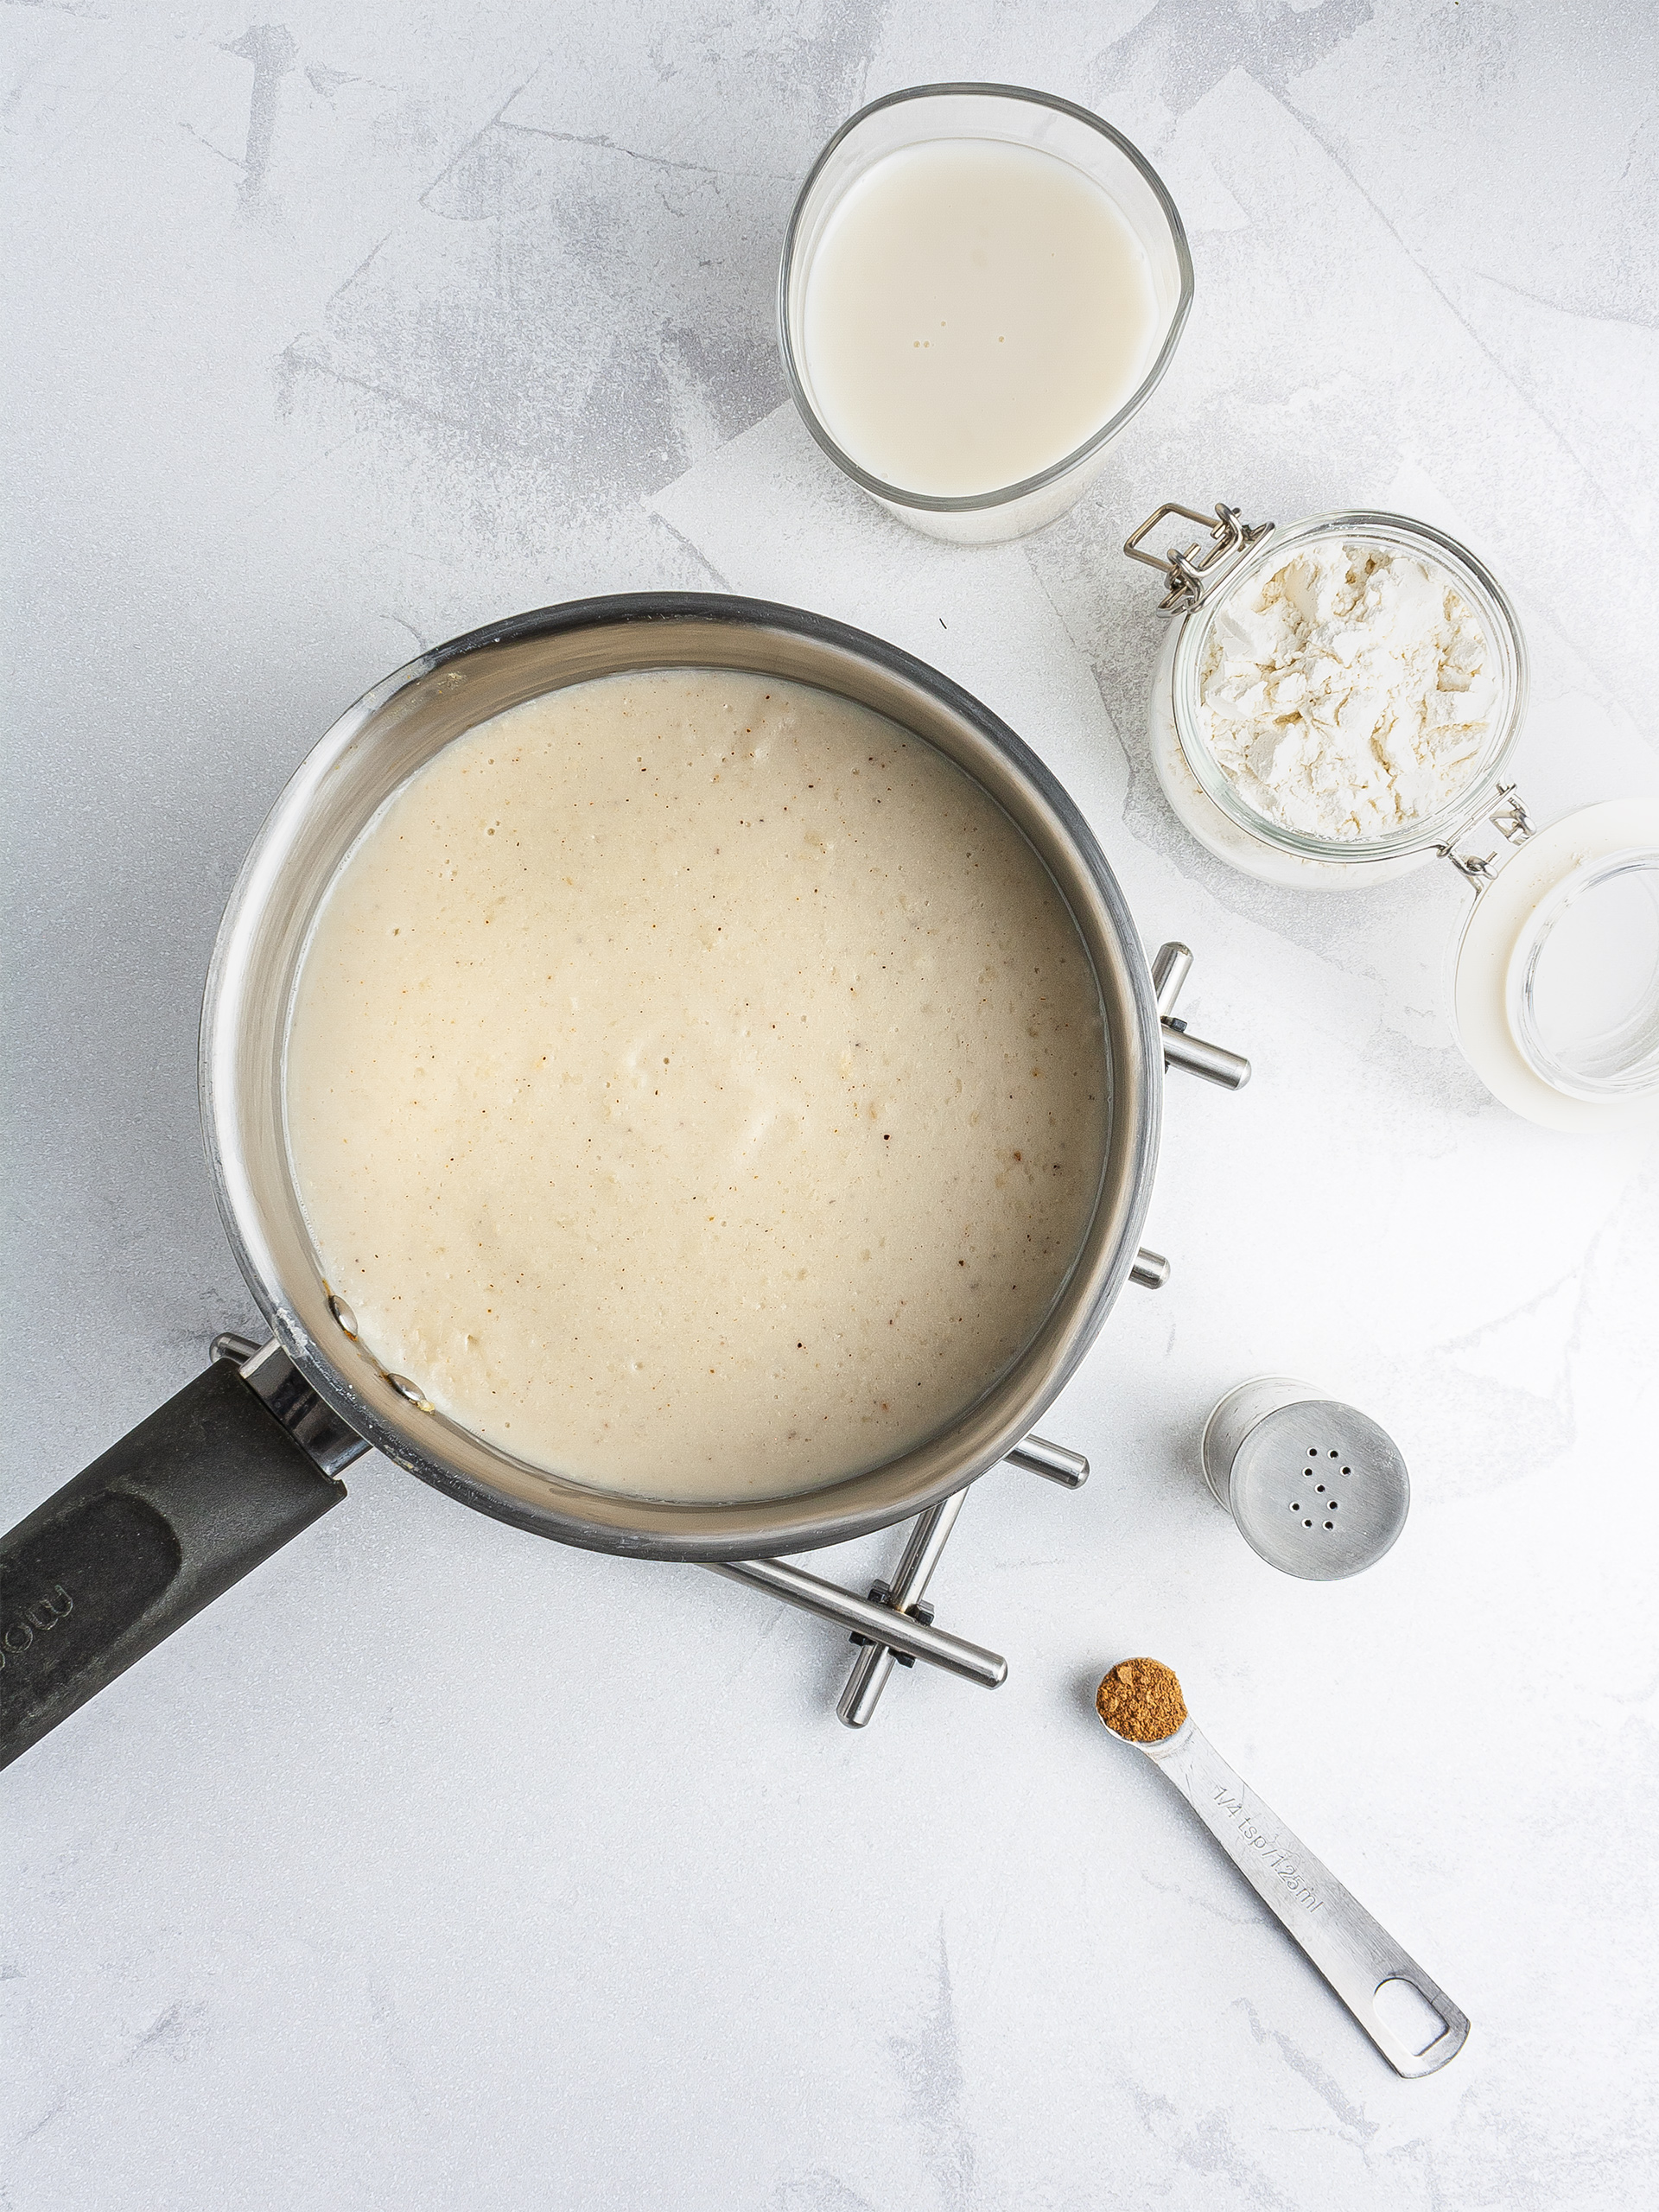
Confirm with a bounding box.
[1144,1720,1469,2079]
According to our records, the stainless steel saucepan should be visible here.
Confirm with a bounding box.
[1,594,1167,1767]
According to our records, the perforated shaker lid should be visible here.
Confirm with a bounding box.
[1224,1401,1409,1582]
[1452,798,1659,1132]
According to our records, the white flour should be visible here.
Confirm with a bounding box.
[1195,541,1496,842]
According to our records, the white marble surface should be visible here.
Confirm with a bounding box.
[4,3,1658,2205]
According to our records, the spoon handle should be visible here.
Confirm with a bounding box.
[1142,1721,1469,2078]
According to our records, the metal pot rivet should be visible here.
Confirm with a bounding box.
[327,1293,358,1338]
[386,1373,435,1414]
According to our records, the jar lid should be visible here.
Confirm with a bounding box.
[1452,798,1659,1130]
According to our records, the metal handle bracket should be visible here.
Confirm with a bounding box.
[1153,943,1252,1090]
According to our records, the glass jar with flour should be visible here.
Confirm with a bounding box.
[1125,500,1659,1133]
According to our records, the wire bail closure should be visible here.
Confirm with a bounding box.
[1437,781,1536,887]
[1124,500,1274,613]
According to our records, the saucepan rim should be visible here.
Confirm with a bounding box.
[200,593,1162,1560]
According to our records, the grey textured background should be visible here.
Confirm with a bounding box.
[4,5,1657,2209]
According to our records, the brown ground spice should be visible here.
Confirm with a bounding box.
[1096,1657,1187,1743]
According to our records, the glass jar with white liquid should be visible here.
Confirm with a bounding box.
[779,85,1192,544]
[1127,499,1659,1132]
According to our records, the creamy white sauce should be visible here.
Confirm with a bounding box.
[284,671,1106,1500]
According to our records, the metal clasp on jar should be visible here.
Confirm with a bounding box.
[1124,499,1274,613]
[1436,783,1536,887]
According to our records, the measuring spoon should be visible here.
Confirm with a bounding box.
[1098,1664,1469,2078]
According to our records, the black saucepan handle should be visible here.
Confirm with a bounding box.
[0,1360,346,1770]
